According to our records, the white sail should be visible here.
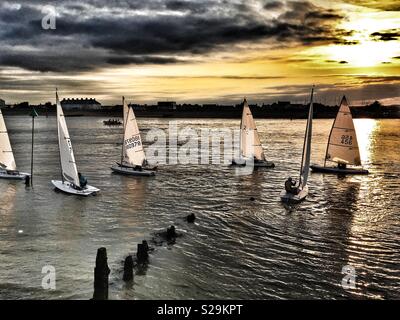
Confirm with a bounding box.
[240,99,266,161]
[325,96,361,166]
[0,108,16,170]
[299,87,314,189]
[122,100,146,167]
[56,92,80,186]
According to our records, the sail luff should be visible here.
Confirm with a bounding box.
[0,108,16,170]
[299,87,314,188]
[324,96,361,166]
[56,91,80,186]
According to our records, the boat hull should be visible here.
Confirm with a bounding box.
[51,180,100,196]
[0,169,30,180]
[111,165,155,176]
[310,164,369,175]
[230,159,275,168]
[280,185,308,204]
[254,161,275,168]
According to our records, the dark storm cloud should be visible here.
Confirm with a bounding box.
[263,1,284,10]
[0,0,350,72]
[370,29,400,41]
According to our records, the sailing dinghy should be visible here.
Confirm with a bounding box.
[51,91,99,196]
[280,87,314,204]
[231,98,275,168]
[111,97,156,176]
[310,96,368,175]
[0,108,29,180]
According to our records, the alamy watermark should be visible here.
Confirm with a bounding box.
[141,121,256,175]
[41,265,56,290]
[41,5,56,30]
[341,265,356,291]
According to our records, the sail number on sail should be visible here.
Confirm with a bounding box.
[125,134,141,149]
[340,135,353,145]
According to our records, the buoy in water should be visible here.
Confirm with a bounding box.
[186,213,196,223]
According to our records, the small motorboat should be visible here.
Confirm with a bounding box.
[103,119,122,126]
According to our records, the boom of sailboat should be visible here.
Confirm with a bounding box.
[0,88,370,201]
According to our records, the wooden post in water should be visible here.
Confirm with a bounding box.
[93,247,110,300]
[137,240,149,264]
[123,255,133,282]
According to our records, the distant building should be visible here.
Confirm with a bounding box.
[61,98,101,110]
[157,101,176,110]
[0,99,5,108]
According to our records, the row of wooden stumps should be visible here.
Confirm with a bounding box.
[92,213,196,300]
[91,241,150,300]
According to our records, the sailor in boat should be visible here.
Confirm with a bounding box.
[78,172,87,189]
[338,162,347,170]
[284,177,299,195]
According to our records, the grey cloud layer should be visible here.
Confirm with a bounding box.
[0,0,350,72]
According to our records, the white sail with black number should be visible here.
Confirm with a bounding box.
[240,99,266,161]
[122,98,146,167]
[325,96,361,166]
[299,87,314,189]
[0,108,16,170]
[56,92,80,186]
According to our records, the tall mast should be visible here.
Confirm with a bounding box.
[299,86,314,186]
[56,88,64,183]
[120,96,128,165]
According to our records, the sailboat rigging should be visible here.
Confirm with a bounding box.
[280,87,314,203]
[51,90,100,195]
[111,97,156,176]
[0,107,29,180]
[231,98,274,168]
[310,96,369,174]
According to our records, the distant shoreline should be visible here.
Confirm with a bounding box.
[2,102,399,119]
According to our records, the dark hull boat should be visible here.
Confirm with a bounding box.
[310,165,368,175]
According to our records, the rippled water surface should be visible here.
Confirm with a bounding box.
[0,116,399,299]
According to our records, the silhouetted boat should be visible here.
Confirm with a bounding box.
[103,119,122,126]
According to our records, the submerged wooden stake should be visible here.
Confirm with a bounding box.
[137,240,149,264]
[123,255,134,282]
[166,225,177,241]
[93,247,110,300]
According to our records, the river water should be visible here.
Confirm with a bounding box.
[0,116,399,299]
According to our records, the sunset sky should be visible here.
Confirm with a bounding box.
[0,0,399,105]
